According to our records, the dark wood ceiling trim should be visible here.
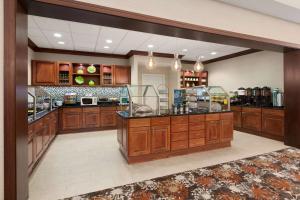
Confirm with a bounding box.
[33,47,129,59]
[126,50,184,59]
[28,38,38,51]
[29,0,300,51]
[202,49,263,65]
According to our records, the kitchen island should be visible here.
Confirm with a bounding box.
[117,111,233,163]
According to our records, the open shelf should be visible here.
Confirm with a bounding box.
[180,70,208,88]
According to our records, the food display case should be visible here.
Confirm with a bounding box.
[120,85,160,117]
[184,86,230,112]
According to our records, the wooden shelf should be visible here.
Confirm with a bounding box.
[73,73,100,76]
[180,70,208,88]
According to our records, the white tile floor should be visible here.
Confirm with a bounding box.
[29,131,287,200]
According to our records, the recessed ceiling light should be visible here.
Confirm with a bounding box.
[57,41,65,45]
[104,46,110,49]
[182,49,188,52]
[53,33,62,38]
[106,39,112,44]
[147,44,154,48]
[211,52,217,55]
[200,56,205,59]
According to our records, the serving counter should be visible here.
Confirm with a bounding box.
[117,111,233,163]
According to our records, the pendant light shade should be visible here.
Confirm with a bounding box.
[171,53,182,72]
[146,51,155,70]
[194,56,204,72]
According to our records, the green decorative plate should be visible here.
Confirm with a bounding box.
[87,65,96,73]
[88,80,95,86]
[75,76,84,85]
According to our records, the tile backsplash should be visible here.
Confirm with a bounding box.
[41,86,123,101]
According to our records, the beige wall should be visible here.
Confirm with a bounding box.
[206,51,284,92]
[0,0,3,198]
[28,48,35,85]
[76,0,300,45]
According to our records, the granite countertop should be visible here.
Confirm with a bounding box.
[28,108,59,124]
[231,104,284,110]
[117,110,232,119]
[61,101,121,108]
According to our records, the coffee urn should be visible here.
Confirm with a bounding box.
[253,87,261,106]
[237,87,246,105]
[245,87,253,105]
[261,87,272,107]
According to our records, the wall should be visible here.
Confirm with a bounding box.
[0,0,3,197]
[76,0,300,45]
[28,48,35,84]
[206,51,284,92]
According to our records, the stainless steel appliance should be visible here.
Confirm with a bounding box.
[272,88,284,107]
[80,96,98,106]
[64,93,77,105]
[261,87,272,107]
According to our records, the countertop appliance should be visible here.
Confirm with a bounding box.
[237,87,246,105]
[64,93,77,105]
[80,96,98,106]
[261,87,272,107]
[253,87,262,106]
[272,88,284,107]
[245,87,253,105]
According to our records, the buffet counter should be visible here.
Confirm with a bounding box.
[117,110,233,163]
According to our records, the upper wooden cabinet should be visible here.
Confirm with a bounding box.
[31,60,131,86]
[32,60,57,85]
[114,65,131,85]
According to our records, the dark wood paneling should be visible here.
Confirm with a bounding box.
[4,0,28,199]
[284,50,300,148]
[28,0,300,51]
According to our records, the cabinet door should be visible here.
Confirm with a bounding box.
[114,66,131,85]
[32,60,57,85]
[62,108,82,131]
[205,121,221,144]
[28,138,34,172]
[233,111,242,128]
[83,112,100,128]
[220,119,233,142]
[101,111,117,128]
[262,115,284,137]
[128,127,151,156]
[151,125,170,153]
[242,112,261,132]
[43,116,51,146]
[34,121,44,159]
[117,115,123,145]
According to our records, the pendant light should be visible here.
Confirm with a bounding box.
[194,56,204,72]
[146,51,155,70]
[171,53,182,72]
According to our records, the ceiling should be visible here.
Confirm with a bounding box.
[28,15,248,61]
[218,0,300,24]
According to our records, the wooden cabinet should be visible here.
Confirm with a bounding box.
[231,106,242,128]
[128,127,151,156]
[100,107,117,128]
[61,108,83,131]
[206,121,221,144]
[117,115,123,145]
[34,120,44,159]
[32,60,57,85]
[114,65,131,85]
[82,107,100,128]
[242,108,262,132]
[28,124,35,172]
[171,116,189,151]
[262,109,284,138]
[189,115,206,148]
[151,125,170,153]
[220,113,234,142]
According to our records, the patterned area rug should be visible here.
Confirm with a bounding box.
[64,148,300,200]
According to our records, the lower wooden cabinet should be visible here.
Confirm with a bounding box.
[206,120,221,144]
[28,135,34,172]
[101,111,117,128]
[151,125,170,153]
[35,120,44,159]
[220,113,234,142]
[128,127,151,156]
[61,108,83,131]
[242,111,262,132]
[82,107,101,128]
[262,109,284,138]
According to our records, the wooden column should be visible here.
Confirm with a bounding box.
[4,0,28,199]
[284,50,300,148]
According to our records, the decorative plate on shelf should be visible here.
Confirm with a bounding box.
[87,65,96,73]
[76,69,84,74]
[88,80,95,86]
[75,76,84,85]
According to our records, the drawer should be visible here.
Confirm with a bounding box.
[205,113,220,121]
[63,107,82,113]
[171,116,188,125]
[189,123,205,131]
[189,115,205,123]
[171,132,188,142]
[100,106,117,111]
[129,118,150,128]
[171,123,188,132]
[151,117,170,126]
[262,109,284,117]
[220,112,233,120]
[242,107,261,113]
[171,140,188,151]
[189,130,205,139]
[83,107,100,113]
[231,106,242,111]
[189,138,205,148]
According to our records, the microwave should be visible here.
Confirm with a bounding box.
[80,97,98,106]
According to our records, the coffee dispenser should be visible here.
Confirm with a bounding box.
[252,87,261,106]
[245,87,253,105]
[261,87,272,107]
[237,87,246,105]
